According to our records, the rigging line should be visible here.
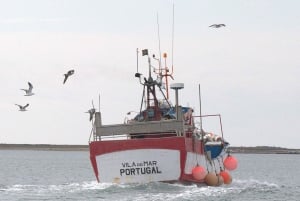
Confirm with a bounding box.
[212,160,218,174]
[89,126,93,143]
[198,83,207,170]
[204,152,210,172]
[193,140,197,164]
[217,157,223,171]
[158,86,171,107]
[139,85,146,116]
[195,148,200,165]
[220,155,225,170]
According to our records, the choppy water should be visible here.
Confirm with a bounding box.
[0,150,299,201]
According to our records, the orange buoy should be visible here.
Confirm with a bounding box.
[223,155,238,171]
[219,170,232,184]
[204,172,218,186]
[192,165,207,180]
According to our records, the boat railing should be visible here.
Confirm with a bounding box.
[92,111,192,140]
[193,114,224,140]
[98,134,129,141]
[97,132,180,141]
[95,119,183,135]
[91,111,197,141]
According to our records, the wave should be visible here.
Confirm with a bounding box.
[0,179,285,201]
[1,181,110,192]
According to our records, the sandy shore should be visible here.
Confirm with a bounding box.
[0,144,299,154]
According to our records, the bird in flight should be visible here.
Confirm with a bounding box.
[209,24,226,28]
[85,108,96,121]
[21,82,34,96]
[63,69,75,84]
[15,103,29,111]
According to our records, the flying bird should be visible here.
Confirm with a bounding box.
[15,103,29,111]
[63,69,75,84]
[85,108,96,121]
[209,24,226,28]
[20,82,34,96]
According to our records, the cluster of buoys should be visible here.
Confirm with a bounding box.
[191,155,238,186]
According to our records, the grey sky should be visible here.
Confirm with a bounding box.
[0,0,299,148]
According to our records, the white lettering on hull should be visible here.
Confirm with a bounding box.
[120,166,162,176]
[96,149,180,183]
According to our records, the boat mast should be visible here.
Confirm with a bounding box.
[147,54,160,120]
[135,49,161,121]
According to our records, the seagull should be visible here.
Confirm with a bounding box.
[85,108,96,121]
[209,24,226,28]
[20,82,34,96]
[63,69,75,84]
[15,103,29,111]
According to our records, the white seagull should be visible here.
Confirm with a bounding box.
[209,24,226,28]
[15,103,29,111]
[21,82,34,96]
[63,69,75,84]
[85,108,96,121]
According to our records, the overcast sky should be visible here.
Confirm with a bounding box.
[0,0,299,148]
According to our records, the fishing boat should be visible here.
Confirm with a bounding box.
[88,49,238,186]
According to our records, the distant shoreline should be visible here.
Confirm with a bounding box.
[0,144,89,151]
[0,144,299,154]
[229,146,300,154]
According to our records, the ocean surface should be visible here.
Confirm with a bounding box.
[0,150,299,201]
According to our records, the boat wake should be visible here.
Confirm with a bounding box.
[0,179,282,201]
[233,179,280,191]
[0,181,106,192]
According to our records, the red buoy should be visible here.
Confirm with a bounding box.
[219,170,232,184]
[223,155,238,171]
[192,165,207,180]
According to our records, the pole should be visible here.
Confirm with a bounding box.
[198,84,203,132]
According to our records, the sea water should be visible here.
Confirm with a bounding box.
[0,150,299,201]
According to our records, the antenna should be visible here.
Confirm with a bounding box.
[198,84,203,133]
[171,3,175,69]
[163,3,175,100]
[136,48,139,73]
[92,100,95,110]
[156,12,162,69]
[98,94,100,112]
